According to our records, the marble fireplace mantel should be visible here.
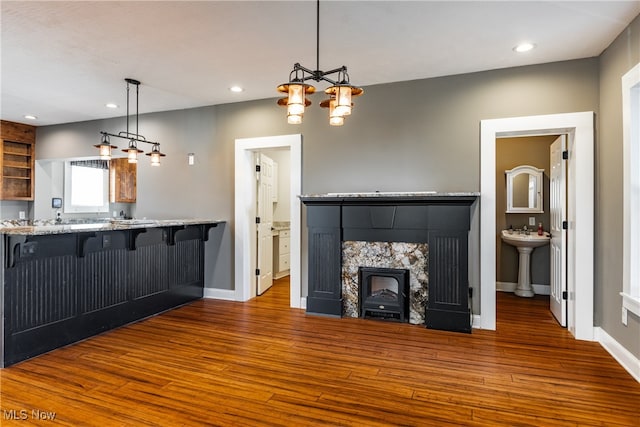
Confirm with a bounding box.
[299,191,479,203]
[300,191,478,333]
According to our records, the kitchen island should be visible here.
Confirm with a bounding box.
[0,219,224,367]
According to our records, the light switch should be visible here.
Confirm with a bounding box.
[529,217,536,226]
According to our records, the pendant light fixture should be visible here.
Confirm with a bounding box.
[95,133,117,160]
[146,144,166,167]
[97,78,165,165]
[277,0,363,126]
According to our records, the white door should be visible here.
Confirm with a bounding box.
[256,153,274,295]
[550,135,567,326]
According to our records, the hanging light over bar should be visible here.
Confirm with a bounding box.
[97,78,165,165]
[146,144,166,167]
[94,133,117,160]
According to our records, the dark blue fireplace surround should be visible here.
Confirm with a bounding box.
[300,193,478,333]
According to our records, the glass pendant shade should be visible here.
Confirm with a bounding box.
[277,80,316,124]
[127,150,138,163]
[329,116,344,126]
[94,134,116,160]
[334,86,352,116]
[287,83,306,115]
[98,144,112,160]
[288,113,303,125]
[329,99,344,126]
[146,144,166,166]
[150,152,161,166]
[123,140,143,164]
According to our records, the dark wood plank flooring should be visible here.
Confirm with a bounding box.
[1,277,638,426]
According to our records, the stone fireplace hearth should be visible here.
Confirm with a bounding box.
[342,241,428,324]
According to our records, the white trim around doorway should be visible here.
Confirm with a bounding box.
[234,134,302,308]
[480,112,595,341]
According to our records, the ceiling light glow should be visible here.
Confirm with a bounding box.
[230,86,244,93]
[106,103,118,109]
[514,43,536,53]
[24,115,37,120]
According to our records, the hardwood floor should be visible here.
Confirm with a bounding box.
[1,278,639,426]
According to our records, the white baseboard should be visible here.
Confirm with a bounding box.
[203,288,236,301]
[472,314,483,329]
[594,327,640,382]
[274,270,290,280]
[497,281,550,295]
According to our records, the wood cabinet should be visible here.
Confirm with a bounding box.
[0,120,36,201]
[109,158,137,203]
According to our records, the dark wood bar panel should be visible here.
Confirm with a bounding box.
[0,220,222,367]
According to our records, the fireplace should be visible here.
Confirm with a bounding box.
[301,192,477,333]
[359,267,410,322]
[342,240,428,324]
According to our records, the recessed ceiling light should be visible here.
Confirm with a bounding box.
[513,42,536,53]
[105,103,118,109]
[24,115,37,120]
[230,86,244,93]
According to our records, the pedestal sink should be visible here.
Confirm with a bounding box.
[501,230,550,297]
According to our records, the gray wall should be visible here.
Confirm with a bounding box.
[0,200,31,220]
[35,58,599,299]
[212,58,599,315]
[597,14,640,357]
[35,106,232,293]
[34,58,605,314]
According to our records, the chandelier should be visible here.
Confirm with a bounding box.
[95,78,166,166]
[277,0,363,126]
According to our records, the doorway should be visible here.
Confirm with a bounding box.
[480,112,595,341]
[234,134,302,308]
[495,134,568,327]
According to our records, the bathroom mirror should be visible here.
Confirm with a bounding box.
[505,165,543,213]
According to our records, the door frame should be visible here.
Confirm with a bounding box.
[234,134,302,307]
[480,112,594,340]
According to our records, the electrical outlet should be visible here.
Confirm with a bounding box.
[529,217,536,226]
[18,211,25,219]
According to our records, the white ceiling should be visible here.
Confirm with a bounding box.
[2,1,639,126]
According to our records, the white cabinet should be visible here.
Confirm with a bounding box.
[273,229,290,279]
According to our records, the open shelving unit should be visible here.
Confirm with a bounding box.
[1,120,36,201]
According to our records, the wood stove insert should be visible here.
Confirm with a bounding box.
[359,267,410,322]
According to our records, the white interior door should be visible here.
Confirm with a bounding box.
[550,135,567,326]
[256,153,274,295]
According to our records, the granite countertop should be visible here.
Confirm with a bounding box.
[299,191,480,199]
[272,221,290,231]
[0,219,224,236]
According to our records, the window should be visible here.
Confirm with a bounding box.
[63,160,109,213]
[622,62,640,321]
